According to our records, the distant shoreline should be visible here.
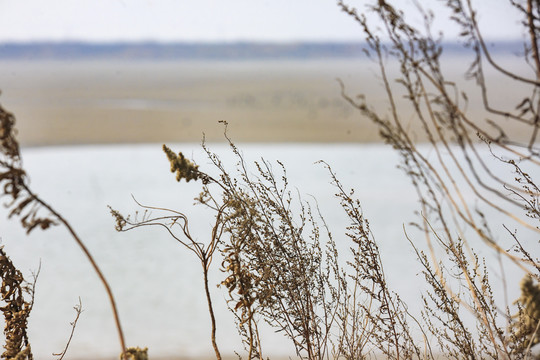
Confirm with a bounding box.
[0,40,523,61]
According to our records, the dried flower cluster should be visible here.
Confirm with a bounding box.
[163,144,211,184]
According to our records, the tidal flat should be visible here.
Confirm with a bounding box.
[0,56,532,146]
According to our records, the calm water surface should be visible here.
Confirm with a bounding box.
[0,143,530,359]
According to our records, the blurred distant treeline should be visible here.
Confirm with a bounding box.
[0,41,523,61]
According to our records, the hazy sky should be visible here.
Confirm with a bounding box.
[0,1,524,43]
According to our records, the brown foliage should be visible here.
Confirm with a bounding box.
[0,246,34,360]
[0,101,55,233]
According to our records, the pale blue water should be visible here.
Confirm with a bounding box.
[0,143,531,358]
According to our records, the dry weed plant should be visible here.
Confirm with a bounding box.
[112,125,428,359]
[336,0,540,358]
[0,100,129,359]
[0,245,35,360]
[213,145,340,360]
[111,132,342,359]
[112,129,346,360]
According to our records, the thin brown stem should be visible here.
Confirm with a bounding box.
[24,185,128,360]
[202,257,222,360]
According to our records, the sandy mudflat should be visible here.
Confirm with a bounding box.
[0,58,535,147]
[0,60,377,146]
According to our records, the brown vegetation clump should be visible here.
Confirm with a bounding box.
[511,275,540,354]
[123,347,148,360]
[0,246,34,360]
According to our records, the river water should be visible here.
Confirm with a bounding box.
[0,142,531,359]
